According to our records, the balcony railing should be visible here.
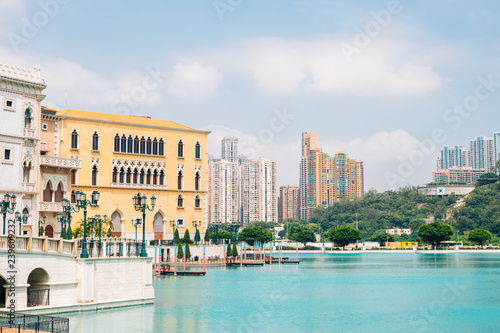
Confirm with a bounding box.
[40,201,62,212]
[22,182,37,193]
[24,127,35,139]
[40,155,82,169]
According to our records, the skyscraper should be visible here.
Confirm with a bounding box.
[437,145,471,171]
[278,185,300,222]
[299,132,364,220]
[470,136,494,172]
[208,159,239,223]
[241,157,278,225]
[494,132,500,172]
[221,136,239,163]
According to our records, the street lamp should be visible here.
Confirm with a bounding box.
[1,193,16,235]
[132,218,142,243]
[228,222,240,244]
[192,221,199,245]
[61,197,76,239]
[14,210,28,236]
[56,212,67,239]
[38,215,46,236]
[133,194,156,257]
[75,189,100,258]
[169,220,176,245]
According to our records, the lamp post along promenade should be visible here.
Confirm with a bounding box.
[75,189,100,258]
[1,193,17,235]
[133,194,156,258]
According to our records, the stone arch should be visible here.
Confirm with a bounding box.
[44,224,54,238]
[27,268,50,307]
[110,209,124,237]
[153,210,165,241]
[43,179,53,202]
[54,181,64,202]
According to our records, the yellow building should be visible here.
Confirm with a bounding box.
[42,109,209,241]
[386,242,418,247]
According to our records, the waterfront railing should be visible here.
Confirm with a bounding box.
[0,311,69,333]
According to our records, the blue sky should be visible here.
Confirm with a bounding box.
[1,0,500,191]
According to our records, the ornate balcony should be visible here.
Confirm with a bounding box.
[24,128,36,139]
[40,201,62,212]
[40,155,82,169]
[22,182,37,194]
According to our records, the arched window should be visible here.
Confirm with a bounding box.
[177,195,183,208]
[153,170,158,185]
[71,170,77,185]
[22,208,29,226]
[195,172,200,191]
[159,170,165,185]
[71,190,76,204]
[43,181,52,202]
[134,135,139,153]
[159,138,164,156]
[126,168,131,184]
[114,134,120,152]
[177,171,183,190]
[146,170,151,185]
[153,138,158,155]
[25,109,31,128]
[140,136,146,154]
[121,134,127,152]
[119,168,125,183]
[140,170,145,184]
[71,130,78,149]
[177,140,184,158]
[92,131,99,151]
[195,141,201,159]
[23,163,30,182]
[55,182,64,202]
[92,165,98,186]
[112,167,118,183]
[127,135,133,153]
[133,169,138,184]
[194,195,201,208]
[146,137,152,155]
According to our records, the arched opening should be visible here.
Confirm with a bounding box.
[153,212,164,241]
[195,172,200,191]
[44,225,54,238]
[195,195,201,208]
[111,211,123,237]
[177,194,183,208]
[27,268,50,307]
[0,275,6,308]
[177,171,183,190]
[177,140,184,157]
[25,109,32,128]
[54,182,64,202]
[43,181,52,202]
[195,141,201,159]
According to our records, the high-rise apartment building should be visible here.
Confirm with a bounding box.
[437,146,470,171]
[221,136,238,163]
[470,136,494,172]
[299,132,364,220]
[208,159,239,224]
[278,184,300,222]
[494,132,500,172]
[433,167,485,185]
[241,157,278,225]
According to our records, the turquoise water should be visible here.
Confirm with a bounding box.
[66,253,500,332]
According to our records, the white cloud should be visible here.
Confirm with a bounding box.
[205,125,434,191]
[215,37,447,96]
[0,0,25,34]
[167,62,222,100]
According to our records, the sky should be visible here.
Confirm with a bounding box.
[1,0,500,191]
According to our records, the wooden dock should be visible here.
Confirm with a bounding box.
[158,264,206,276]
[225,258,264,267]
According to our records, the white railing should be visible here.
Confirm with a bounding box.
[40,155,82,169]
[22,182,36,193]
[16,237,27,250]
[47,239,58,252]
[0,235,75,255]
[32,238,43,251]
[39,201,62,212]
[24,128,35,139]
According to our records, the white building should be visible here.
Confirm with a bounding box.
[0,63,46,236]
[470,136,495,172]
[437,145,471,171]
[386,228,412,235]
[221,136,238,163]
[208,159,239,223]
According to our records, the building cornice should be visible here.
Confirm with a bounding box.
[59,115,211,135]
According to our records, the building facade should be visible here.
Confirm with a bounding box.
[207,159,239,223]
[437,145,471,171]
[278,184,300,222]
[241,157,278,225]
[49,109,209,241]
[432,166,485,185]
[221,136,238,163]
[299,132,364,220]
[0,64,46,236]
[470,136,495,172]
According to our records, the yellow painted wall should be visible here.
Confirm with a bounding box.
[56,109,208,238]
[386,242,418,247]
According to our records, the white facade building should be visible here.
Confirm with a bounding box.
[208,159,239,223]
[0,63,46,236]
[470,136,494,172]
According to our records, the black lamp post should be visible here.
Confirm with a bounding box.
[133,194,156,257]
[61,198,76,239]
[94,214,106,252]
[14,210,28,236]
[75,189,100,258]
[56,212,68,239]
[38,215,46,236]
[192,220,199,245]
[169,220,176,246]
[228,222,240,244]
[132,218,142,243]
[1,193,17,235]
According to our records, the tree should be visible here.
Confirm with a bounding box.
[232,243,238,257]
[183,229,192,244]
[418,221,453,249]
[468,228,492,248]
[204,229,211,242]
[237,226,272,246]
[174,229,180,244]
[216,230,232,240]
[247,221,278,230]
[326,225,363,250]
[39,226,44,237]
[370,232,395,247]
[185,243,191,259]
[194,229,201,243]
[177,243,183,259]
[288,226,316,246]
[226,242,232,257]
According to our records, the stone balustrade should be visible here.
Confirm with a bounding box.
[0,235,76,255]
[40,155,82,169]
